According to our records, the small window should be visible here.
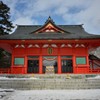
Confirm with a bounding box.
[76,57,86,64]
[61,56,72,59]
[28,56,39,60]
[14,58,24,65]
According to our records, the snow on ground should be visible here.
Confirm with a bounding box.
[0,88,14,100]
[0,89,100,100]
[0,77,38,80]
[0,75,100,80]
[0,76,100,99]
[91,75,100,79]
[87,75,100,79]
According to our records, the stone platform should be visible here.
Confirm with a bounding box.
[0,74,100,90]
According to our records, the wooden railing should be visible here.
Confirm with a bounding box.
[0,68,11,74]
[89,60,100,73]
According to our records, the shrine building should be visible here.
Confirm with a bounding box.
[0,17,100,74]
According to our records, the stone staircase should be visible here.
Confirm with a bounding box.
[0,74,100,90]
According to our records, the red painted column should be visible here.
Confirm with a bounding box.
[24,55,27,74]
[11,55,14,66]
[72,45,76,74]
[39,45,43,74]
[73,55,76,73]
[39,56,43,74]
[58,45,61,74]
[86,54,90,73]
[58,55,61,74]
[86,47,90,73]
[11,50,14,74]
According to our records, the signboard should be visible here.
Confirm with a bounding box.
[14,58,24,65]
[76,57,86,64]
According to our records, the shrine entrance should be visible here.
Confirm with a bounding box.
[27,56,39,73]
[61,56,73,73]
[43,56,58,74]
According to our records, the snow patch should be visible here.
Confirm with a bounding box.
[0,77,39,80]
[0,77,9,79]
[0,88,14,99]
[0,88,14,92]
[87,75,100,79]
[94,75,100,79]
[1,89,100,100]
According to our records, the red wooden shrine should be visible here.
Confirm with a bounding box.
[0,17,100,74]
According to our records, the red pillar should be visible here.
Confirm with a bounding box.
[39,45,43,74]
[73,55,76,73]
[86,54,90,73]
[24,55,27,74]
[86,47,90,73]
[39,56,43,74]
[58,45,61,74]
[58,55,61,74]
[72,45,76,74]
[11,51,14,74]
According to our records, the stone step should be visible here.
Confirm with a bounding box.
[0,74,100,90]
[0,78,100,90]
[0,74,98,79]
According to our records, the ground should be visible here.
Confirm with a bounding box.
[0,89,100,100]
[0,75,100,100]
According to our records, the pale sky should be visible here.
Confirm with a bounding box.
[2,0,100,34]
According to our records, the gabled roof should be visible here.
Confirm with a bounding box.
[0,17,100,40]
[31,16,70,34]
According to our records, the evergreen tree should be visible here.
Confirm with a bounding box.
[0,1,14,35]
[0,1,13,67]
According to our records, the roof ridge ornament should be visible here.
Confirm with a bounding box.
[45,16,55,24]
[48,16,51,20]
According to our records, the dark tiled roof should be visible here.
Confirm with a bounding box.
[0,25,100,40]
[89,54,100,60]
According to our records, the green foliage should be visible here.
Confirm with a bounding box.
[0,1,14,35]
[0,48,11,68]
[0,1,13,67]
